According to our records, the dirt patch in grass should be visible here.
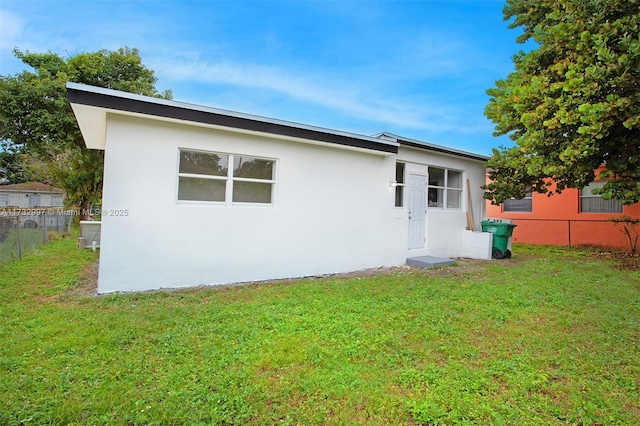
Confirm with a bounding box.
[611,252,640,270]
[263,257,491,284]
[70,253,552,300]
[66,260,99,297]
[589,249,640,270]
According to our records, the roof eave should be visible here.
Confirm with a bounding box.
[375,131,489,162]
[67,83,399,155]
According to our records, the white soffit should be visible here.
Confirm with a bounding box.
[69,103,107,150]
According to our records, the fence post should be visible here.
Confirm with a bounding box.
[43,213,49,245]
[568,220,572,248]
[15,215,22,260]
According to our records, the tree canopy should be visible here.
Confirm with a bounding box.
[0,47,171,212]
[484,0,640,205]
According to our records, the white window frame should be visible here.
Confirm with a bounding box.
[394,162,406,208]
[177,149,277,206]
[580,181,622,213]
[427,167,463,210]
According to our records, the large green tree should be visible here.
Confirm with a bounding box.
[0,47,171,213]
[484,0,640,205]
[0,150,30,184]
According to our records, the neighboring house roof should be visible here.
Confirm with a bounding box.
[374,132,489,162]
[0,182,64,193]
[66,83,399,155]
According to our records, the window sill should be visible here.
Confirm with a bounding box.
[578,211,623,214]
[177,200,275,208]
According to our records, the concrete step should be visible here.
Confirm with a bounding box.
[406,256,454,268]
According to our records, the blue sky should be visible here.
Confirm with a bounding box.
[0,0,524,156]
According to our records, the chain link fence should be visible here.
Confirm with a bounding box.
[0,208,74,265]
[508,218,640,252]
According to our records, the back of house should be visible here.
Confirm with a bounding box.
[67,83,490,293]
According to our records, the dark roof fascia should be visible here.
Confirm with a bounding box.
[400,140,488,161]
[66,84,399,155]
[375,132,488,162]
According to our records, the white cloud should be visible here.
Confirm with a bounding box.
[152,57,461,132]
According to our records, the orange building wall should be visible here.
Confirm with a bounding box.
[485,178,640,250]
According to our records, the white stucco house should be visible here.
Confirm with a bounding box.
[0,182,65,208]
[67,82,492,294]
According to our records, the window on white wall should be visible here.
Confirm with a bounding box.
[427,167,462,209]
[447,170,463,208]
[232,156,275,203]
[395,162,405,207]
[178,149,275,205]
[580,181,622,213]
[0,194,7,207]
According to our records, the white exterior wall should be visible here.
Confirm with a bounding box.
[394,146,490,259]
[98,115,406,293]
[460,230,493,259]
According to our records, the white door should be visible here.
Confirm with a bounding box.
[408,174,426,249]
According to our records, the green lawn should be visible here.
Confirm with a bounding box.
[1,236,639,425]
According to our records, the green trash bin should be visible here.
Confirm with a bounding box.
[481,220,517,259]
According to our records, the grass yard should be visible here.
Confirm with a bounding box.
[1,235,639,425]
[0,227,46,266]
